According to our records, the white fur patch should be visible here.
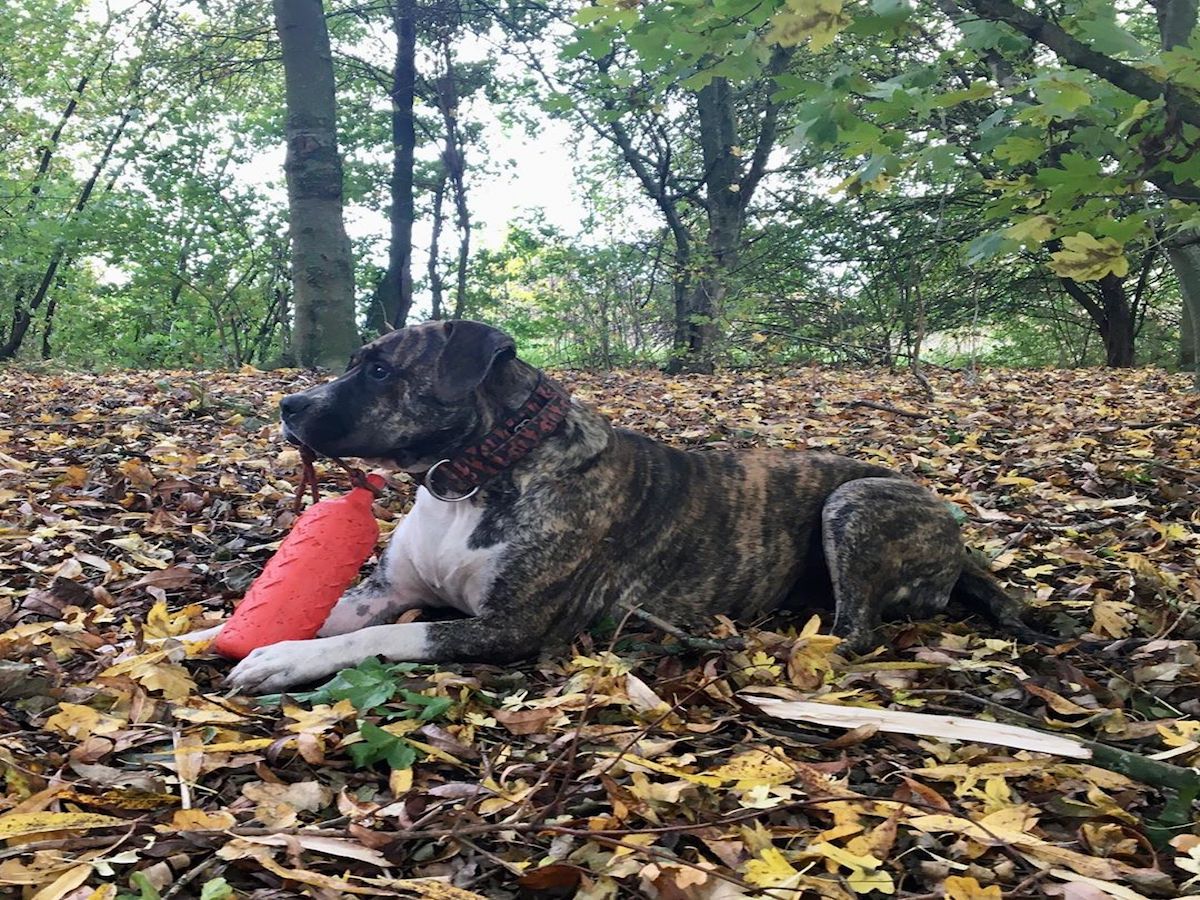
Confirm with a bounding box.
[386,487,506,616]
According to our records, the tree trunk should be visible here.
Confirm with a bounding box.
[433,43,471,321]
[668,78,742,374]
[370,0,417,332]
[1098,275,1136,367]
[274,0,360,369]
[1168,244,1200,388]
[1158,1,1200,388]
[1182,299,1197,368]
[428,167,448,320]
[1057,272,1138,368]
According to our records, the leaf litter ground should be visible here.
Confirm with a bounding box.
[1,365,1199,900]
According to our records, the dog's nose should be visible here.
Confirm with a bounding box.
[280,393,313,422]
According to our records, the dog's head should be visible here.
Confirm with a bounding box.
[279,320,525,469]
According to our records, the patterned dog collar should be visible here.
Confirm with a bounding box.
[422,378,571,501]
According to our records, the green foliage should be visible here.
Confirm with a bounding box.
[199,880,234,900]
[349,720,418,770]
[0,0,1191,371]
[299,657,419,712]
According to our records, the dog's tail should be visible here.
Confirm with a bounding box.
[952,552,1057,645]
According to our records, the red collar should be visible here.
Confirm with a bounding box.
[422,377,571,501]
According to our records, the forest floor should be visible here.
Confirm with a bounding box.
[1,364,1199,900]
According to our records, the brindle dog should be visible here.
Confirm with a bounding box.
[224,320,1034,693]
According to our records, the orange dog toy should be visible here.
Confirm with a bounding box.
[212,474,383,661]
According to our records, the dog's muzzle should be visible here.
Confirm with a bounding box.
[280,393,314,446]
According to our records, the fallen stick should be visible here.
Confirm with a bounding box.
[744,695,1200,806]
[841,399,927,419]
[618,602,746,652]
[745,696,1089,758]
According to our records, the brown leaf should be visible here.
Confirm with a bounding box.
[518,864,583,891]
[493,706,560,735]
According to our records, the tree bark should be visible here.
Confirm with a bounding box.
[434,43,471,321]
[1168,244,1200,387]
[666,53,788,373]
[370,0,417,332]
[1058,275,1136,368]
[1182,298,1197,368]
[669,78,740,375]
[960,0,1200,130]
[1098,275,1136,367]
[428,167,448,320]
[1156,0,1200,387]
[274,0,360,368]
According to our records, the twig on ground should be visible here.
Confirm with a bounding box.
[1116,456,1198,479]
[841,399,927,419]
[162,855,220,899]
[617,601,746,651]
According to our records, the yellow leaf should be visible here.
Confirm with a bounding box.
[172,696,254,725]
[29,863,92,900]
[283,699,357,734]
[1092,599,1133,638]
[768,0,851,51]
[708,747,796,788]
[143,600,203,639]
[163,809,238,831]
[43,703,124,740]
[994,474,1037,488]
[1020,564,1057,578]
[799,614,823,639]
[1159,720,1200,748]
[944,874,1002,899]
[915,761,1133,792]
[390,767,414,794]
[808,842,895,895]
[100,649,195,700]
[0,811,127,841]
[598,751,723,787]
[743,846,801,888]
[1048,232,1129,281]
[194,737,277,753]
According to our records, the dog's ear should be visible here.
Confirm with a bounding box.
[434,320,516,402]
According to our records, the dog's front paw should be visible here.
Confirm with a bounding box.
[226,641,335,694]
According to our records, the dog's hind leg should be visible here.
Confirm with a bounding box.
[820,477,963,653]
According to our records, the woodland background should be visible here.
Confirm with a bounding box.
[5,1,1200,899]
[2,0,1200,376]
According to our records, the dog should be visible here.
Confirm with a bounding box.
[222,320,1034,693]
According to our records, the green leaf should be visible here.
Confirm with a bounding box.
[398,690,454,721]
[1074,15,1149,58]
[837,116,885,153]
[200,878,234,900]
[351,721,419,770]
[934,80,994,108]
[573,6,609,26]
[993,136,1044,165]
[965,230,1009,265]
[1035,153,1103,195]
[870,0,911,16]
[1031,76,1092,119]
[305,657,417,712]
[128,872,162,900]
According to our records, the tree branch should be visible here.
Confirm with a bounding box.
[960,0,1200,129]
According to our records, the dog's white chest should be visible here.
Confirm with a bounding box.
[388,488,504,615]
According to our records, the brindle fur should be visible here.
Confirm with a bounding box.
[225,320,1030,692]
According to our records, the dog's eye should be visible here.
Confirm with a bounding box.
[366,362,391,382]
